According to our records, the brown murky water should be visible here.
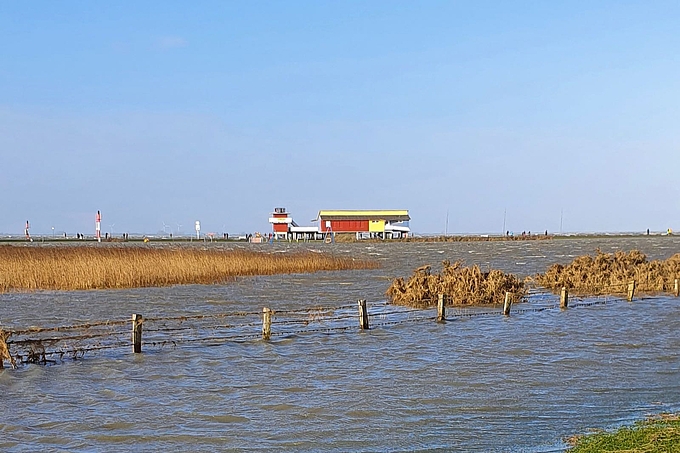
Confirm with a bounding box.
[1,237,679,452]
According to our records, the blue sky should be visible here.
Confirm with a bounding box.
[1,1,679,235]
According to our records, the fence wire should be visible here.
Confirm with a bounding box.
[1,285,676,369]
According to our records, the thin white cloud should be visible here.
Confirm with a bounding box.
[154,36,188,50]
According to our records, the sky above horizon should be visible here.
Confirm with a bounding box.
[1,1,679,236]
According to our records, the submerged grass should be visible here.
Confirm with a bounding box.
[386,260,526,308]
[535,249,680,295]
[566,413,680,452]
[0,245,379,292]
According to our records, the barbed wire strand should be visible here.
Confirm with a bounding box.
[144,311,262,322]
[272,304,357,315]
[7,330,126,345]
[4,286,668,368]
[9,319,130,336]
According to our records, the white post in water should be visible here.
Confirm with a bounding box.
[560,287,569,309]
[503,292,512,316]
[627,280,636,302]
[437,294,446,322]
[674,279,679,297]
[262,307,272,341]
[195,220,201,240]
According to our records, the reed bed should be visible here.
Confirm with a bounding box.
[386,260,526,308]
[0,245,379,292]
[534,249,680,295]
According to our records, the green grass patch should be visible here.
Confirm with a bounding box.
[567,414,680,452]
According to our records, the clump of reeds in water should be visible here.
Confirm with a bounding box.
[386,260,526,308]
[534,249,680,295]
[0,245,379,292]
[332,234,552,243]
[0,330,15,369]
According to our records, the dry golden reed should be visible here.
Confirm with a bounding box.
[0,245,379,292]
[387,260,526,308]
[534,249,680,295]
[0,329,14,369]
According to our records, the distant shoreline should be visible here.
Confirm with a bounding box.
[0,232,673,244]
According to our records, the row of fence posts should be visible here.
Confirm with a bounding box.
[126,279,678,354]
[558,280,639,309]
[558,279,651,309]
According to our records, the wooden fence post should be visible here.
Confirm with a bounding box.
[560,287,569,309]
[503,292,512,316]
[674,279,679,297]
[627,280,636,302]
[437,294,446,322]
[358,299,369,330]
[0,329,6,369]
[131,314,143,353]
[262,307,272,341]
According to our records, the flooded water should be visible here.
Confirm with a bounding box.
[1,237,679,452]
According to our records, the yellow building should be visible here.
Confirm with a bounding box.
[315,210,410,239]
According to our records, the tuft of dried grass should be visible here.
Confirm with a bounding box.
[534,249,680,295]
[0,330,16,369]
[386,260,526,308]
[0,246,379,293]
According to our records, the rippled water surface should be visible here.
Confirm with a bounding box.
[1,237,679,452]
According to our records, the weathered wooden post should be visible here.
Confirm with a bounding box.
[131,314,143,353]
[503,292,512,316]
[560,287,569,309]
[358,299,369,330]
[0,329,6,369]
[627,280,636,302]
[262,307,272,341]
[674,279,679,297]
[437,294,446,322]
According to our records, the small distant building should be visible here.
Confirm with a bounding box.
[269,208,410,240]
[269,208,295,240]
